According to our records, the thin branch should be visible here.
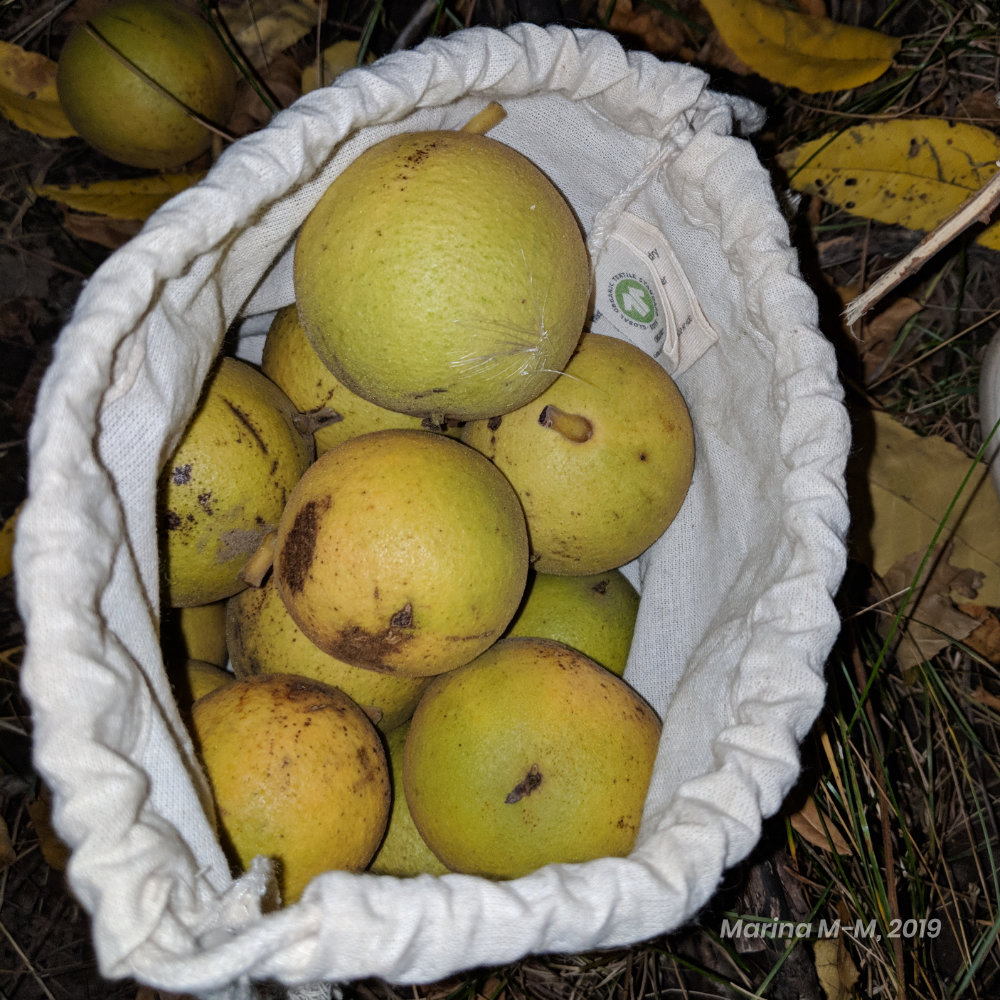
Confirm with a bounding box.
[845,167,1000,327]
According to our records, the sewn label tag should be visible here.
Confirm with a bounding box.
[590,212,719,376]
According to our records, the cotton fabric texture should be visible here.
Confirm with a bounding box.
[15,22,851,998]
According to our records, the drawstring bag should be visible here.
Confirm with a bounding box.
[15,22,851,998]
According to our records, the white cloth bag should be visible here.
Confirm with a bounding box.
[15,22,851,997]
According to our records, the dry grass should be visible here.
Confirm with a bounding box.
[2,1,1000,998]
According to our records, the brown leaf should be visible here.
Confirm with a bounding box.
[228,51,303,136]
[955,89,1000,127]
[838,286,924,381]
[876,542,985,670]
[790,796,852,855]
[62,212,143,250]
[0,503,20,579]
[697,28,756,79]
[218,0,325,69]
[599,0,694,61]
[962,606,1000,664]
[0,815,16,869]
[25,784,71,872]
[476,976,506,1000]
[134,987,198,1000]
[970,684,1000,713]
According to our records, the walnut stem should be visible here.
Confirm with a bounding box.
[538,404,593,443]
[240,531,276,588]
[460,101,507,135]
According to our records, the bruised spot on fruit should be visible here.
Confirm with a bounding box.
[354,743,383,786]
[639,452,648,462]
[330,617,416,671]
[279,497,329,594]
[592,579,609,595]
[165,509,182,530]
[224,398,268,454]
[282,676,347,711]
[197,491,214,513]
[390,602,414,629]
[505,763,542,804]
[487,415,503,431]
[172,464,192,485]
[405,145,434,167]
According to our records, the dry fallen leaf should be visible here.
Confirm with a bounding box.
[790,796,853,855]
[876,542,984,670]
[962,606,1000,664]
[0,39,77,139]
[218,0,325,69]
[229,51,303,134]
[955,89,1000,127]
[814,936,860,1000]
[33,173,205,221]
[62,213,144,250]
[849,409,1000,608]
[838,286,924,381]
[25,783,71,872]
[0,503,18,578]
[0,815,16,869]
[134,986,197,1000]
[599,0,693,62]
[699,0,899,93]
[778,119,1000,250]
[970,683,1000,712]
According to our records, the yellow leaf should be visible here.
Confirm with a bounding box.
[0,39,76,138]
[779,119,1000,250]
[848,409,1000,607]
[32,172,205,221]
[301,40,369,94]
[814,936,860,1000]
[699,0,899,93]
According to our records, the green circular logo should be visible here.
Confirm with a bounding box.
[613,277,656,324]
